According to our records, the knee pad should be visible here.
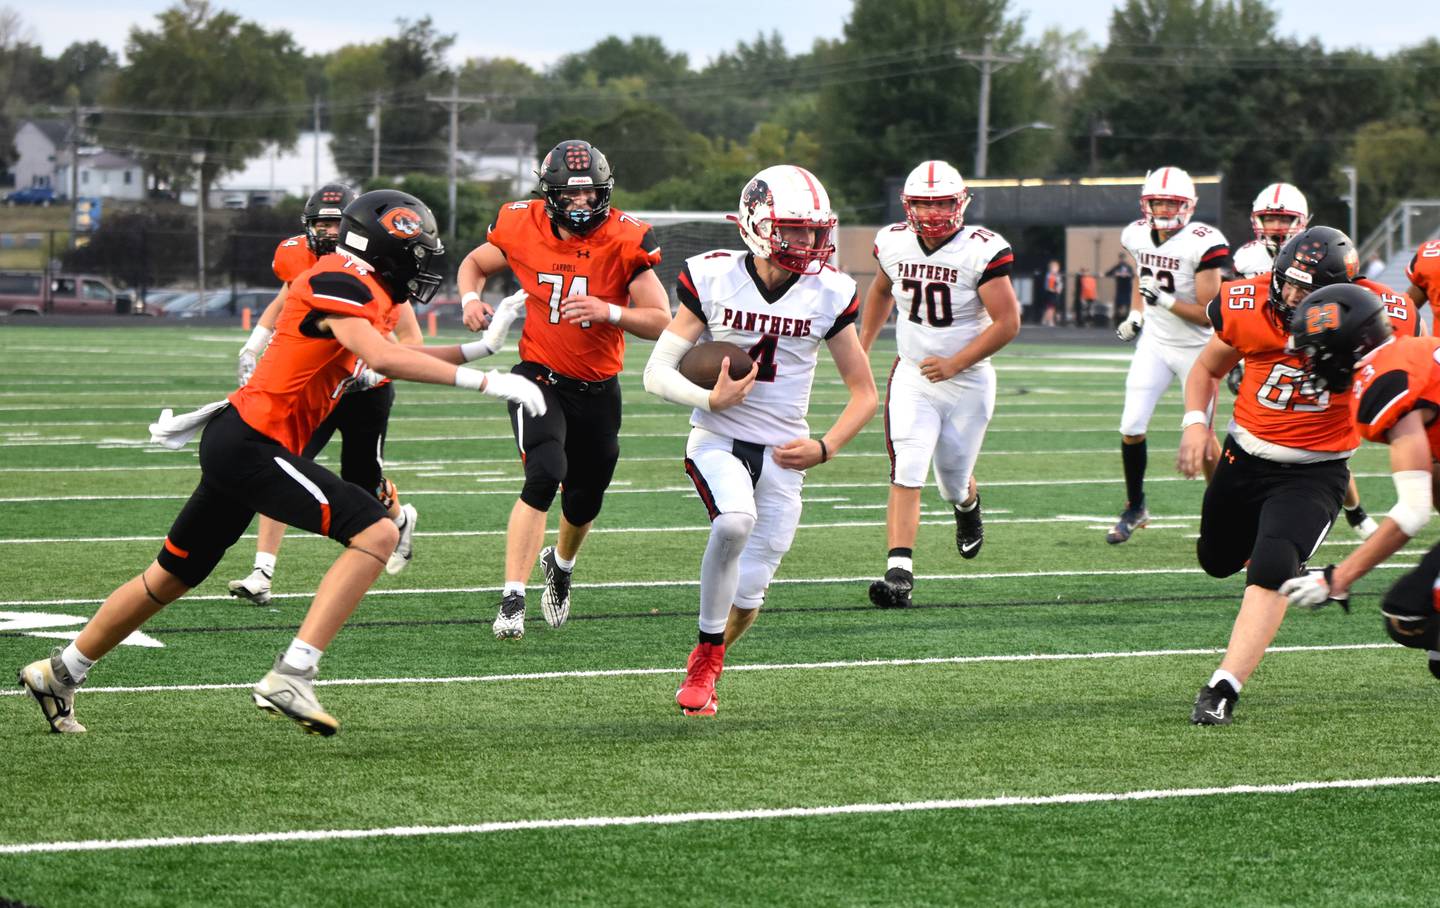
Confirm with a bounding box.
[735,536,789,610]
[1381,569,1440,650]
[520,441,566,512]
[1245,533,1302,591]
[156,538,223,589]
[710,511,755,554]
[1196,536,1245,580]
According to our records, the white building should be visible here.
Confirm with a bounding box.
[54,148,146,201]
[457,121,538,196]
[9,119,70,191]
[203,130,341,207]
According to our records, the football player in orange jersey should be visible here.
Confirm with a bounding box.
[16,191,544,737]
[1279,286,1440,679]
[1176,226,1413,725]
[457,139,670,640]
[1404,237,1440,314]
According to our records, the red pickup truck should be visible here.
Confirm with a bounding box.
[0,272,138,315]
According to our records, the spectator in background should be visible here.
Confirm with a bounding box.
[1078,268,1099,325]
[1040,260,1063,327]
[1105,253,1134,328]
[1364,253,1386,282]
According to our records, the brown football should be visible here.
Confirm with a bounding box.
[678,341,754,390]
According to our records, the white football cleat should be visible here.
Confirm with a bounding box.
[253,657,338,736]
[18,648,86,734]
[386,503,419,575]
[228,568,273,606]
[493,592,526,640]
[539,546,572,628]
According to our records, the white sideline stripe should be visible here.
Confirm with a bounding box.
[0,643,1401,699]
[0,564,1421,609]
[0,774,1433,855]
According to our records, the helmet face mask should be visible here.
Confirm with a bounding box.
[732,165,837,275]
[1140,166,1197,232]
[1287,283,1392,393]
[1251,182,1310,254]
[901,160,971,238]
[338,190,445,305]
[537,140,614,236]
[303,183,357,256]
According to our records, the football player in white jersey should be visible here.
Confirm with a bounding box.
[1109,166,1230,544]
[1232,182,1310,279]
[643,165,878,716]
[858,160,1020,608]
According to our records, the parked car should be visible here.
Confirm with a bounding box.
[4,186,58,206]
[162,287,278,318]
[0,271,136,315]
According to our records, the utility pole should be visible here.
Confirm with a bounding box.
[957,39,1022,179]
[371,92,382,181]
[67,100,81,248]
[193,151,206,302]
[427,77,493,250]
[1340,165,1358,243]
[312,96,321,194]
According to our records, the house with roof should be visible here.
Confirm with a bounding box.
[457,121,538,196]
[10,118,70,191]
[55,147,146,201]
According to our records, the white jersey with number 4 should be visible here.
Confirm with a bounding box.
[872,223,1015,369]
[677,251,859,447]
[1119,219,1230,347]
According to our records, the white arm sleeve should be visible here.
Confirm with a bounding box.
[643,329,712,412]
[1387,469,1433,537]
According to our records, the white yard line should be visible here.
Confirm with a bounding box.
[0,642,1400,700]
[0,773,1432,856]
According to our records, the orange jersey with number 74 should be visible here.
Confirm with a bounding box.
[485,200,661,381]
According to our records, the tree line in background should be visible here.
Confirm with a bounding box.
[2,0,1438,254]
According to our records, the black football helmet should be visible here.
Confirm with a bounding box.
[1287,283,1392,393]
[337,190,445,305]
[1269,225,1360,326]
[303,183,357,256]
[537,139,614,235]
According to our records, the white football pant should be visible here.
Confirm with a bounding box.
[684,427,805,632]
[884,357,996,502]
[1119,335,1208,436]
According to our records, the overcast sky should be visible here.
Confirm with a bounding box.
[25,1,1434,65]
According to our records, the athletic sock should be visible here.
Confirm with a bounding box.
[957,497,979,513]
[502,581,526,598]
[553,551,576,572]
[1208,668,1242,693]
[59,643,95,684]
[887,547,914,574]
[281,638,322,673]
[1121,439,1148,510]
[253,552,276,577]
[698,630,725,646]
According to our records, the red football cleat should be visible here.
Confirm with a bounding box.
[682,693,718,717]
[676,642,726,713]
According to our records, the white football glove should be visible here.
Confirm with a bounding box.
[483,289,526,351]
[1139,274,1176,310]
[481,369,546,417]
[237,325,273,386]
[349,365,387,393]
[1116,310,1144,342]
[1279,565,1350,612]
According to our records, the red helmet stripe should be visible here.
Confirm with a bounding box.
[1160,168,1170,189]
[927,161,935,187]
[795,167,821,208]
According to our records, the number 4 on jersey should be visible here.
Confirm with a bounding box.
[537,272,590,327]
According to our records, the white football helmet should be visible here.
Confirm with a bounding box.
[1251,182,1310,253]
[1140,166,1197,232]
[731,164,837,275]
[902,160,971,238]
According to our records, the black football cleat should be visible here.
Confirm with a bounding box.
[868,567,914,609]
[1106,503,1149,545]
[1190,679,1239,726]
[955,496,983,559]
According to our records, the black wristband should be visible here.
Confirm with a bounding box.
[817,439,829,463]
